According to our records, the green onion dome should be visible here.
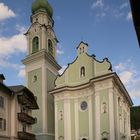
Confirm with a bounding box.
[32,0,53,17]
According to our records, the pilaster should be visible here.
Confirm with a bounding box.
[64,99,71,140]
[42,61,47,133]
[88,96,93,140]
[55,101,58,140]
[75,99,79,140]
[109,88,115,140]
[95,91,100,140]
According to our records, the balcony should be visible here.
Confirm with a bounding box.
[18,112,36,125]
[18,131,36,140]
[18,95,30,105]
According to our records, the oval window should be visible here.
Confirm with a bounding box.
[80,101,88,111]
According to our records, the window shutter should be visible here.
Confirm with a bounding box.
[0,118,2,129]
[4,119,6,131]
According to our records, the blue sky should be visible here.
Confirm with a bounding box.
[0,0,139,105]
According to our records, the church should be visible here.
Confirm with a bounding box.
[23,0,133,140]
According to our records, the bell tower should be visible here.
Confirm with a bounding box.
[22,0,61,139]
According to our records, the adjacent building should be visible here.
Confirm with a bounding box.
[0,74,38,140]
[130,0,140,47]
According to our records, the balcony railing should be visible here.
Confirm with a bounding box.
[18,131,36,140]
[18,112,36,125]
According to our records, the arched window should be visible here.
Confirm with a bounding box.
[48,39,53,56]
[82,138,87,140]
[32,36,39,53]
[82,47,85,53]
[80,66,85,77]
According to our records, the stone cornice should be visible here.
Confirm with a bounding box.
[50,72,133,106]
[22,49,61,71]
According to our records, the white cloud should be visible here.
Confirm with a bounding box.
[0,58,25,79]
[91,1,131,21]
[119,71,133,85]
[0,59,20,70]
[0,3,16,21]
[120,2,128,9]
[91,0,104,9]
[115,63,125,71]
[127,11,132,21]
[0,34,27,58]
[18,67,25,78]
[113,9,124,18]
[57,49,64,55]
[59,65,67,75]
[115,60,136,85]
[57,43,64,55]
[0,33,27,79]
[96,12,106,18]
[16,24,27,34]
[130,78,140,98]
[115,60,140,100]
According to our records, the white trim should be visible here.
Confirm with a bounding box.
[26,60,42,73]
[109,88,115,140]
[88,96,93,140]
[95,92,100,140]
[94,61,96,75]
[42,28,46,50]
[75,99,79,140]
[64,99,71,140]
[128,113,131,140]
[116,94,120,140]
[55,101,58,140]
[42,62,47,133]
[46,63,58,75]
[65,69,68,85]
[54,90,93,101]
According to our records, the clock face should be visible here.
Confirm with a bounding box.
[80,101,88,111]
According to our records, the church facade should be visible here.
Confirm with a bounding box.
[23,0,133,140]
[50,42,133,140]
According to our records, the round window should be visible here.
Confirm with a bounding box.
[80,101,88,111]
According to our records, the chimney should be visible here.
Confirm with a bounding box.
[0,74,5,83]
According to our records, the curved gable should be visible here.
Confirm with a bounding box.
[55,42,112,88]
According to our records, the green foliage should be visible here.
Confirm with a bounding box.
[131,106,140,130]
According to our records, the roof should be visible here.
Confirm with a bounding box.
[0,82,13,96]
[9,85,39,109]
[32,0,53,17]
[0,74,5,80]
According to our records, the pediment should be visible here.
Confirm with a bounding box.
[25,22,43,35]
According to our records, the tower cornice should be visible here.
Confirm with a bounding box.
[22,49,61,71]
